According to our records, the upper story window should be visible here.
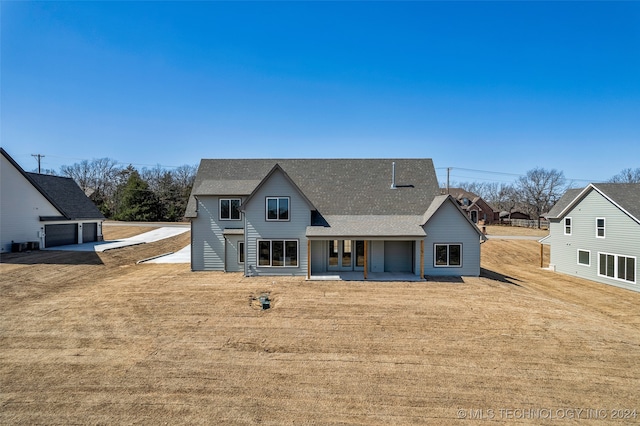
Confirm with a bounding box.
[266,197,289,221]
[564,217,572,235]
[596,218,605,238]
[220,198,241,220]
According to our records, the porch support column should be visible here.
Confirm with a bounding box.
[420,239,424,279]
[363,240,368,280]
[307,239,311,280]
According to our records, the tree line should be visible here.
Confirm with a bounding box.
[450,167,640,224]
[57,159,197,222]
[43,160,639,224]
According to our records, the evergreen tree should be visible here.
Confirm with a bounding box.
[114,170,160,221]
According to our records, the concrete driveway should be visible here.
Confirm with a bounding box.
[144,244,191,263]
[45,227,189,252]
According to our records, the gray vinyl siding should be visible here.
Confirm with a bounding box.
[548,189,640,292]
[423,199,481,276]
[191,195,245,271]
[244,170,311,276]
[225,236,244,272]
[310,240,327,274]
[384,241,414,272]
[369,241,385,272]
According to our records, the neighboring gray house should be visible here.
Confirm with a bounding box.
[185,159,486,280]
[0,148,105,252]
[540,183,640,292]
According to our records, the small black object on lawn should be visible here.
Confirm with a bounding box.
[259,295,271,310]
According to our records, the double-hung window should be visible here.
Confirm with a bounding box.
[564,217,572,235]
[434,244,462,267]
[258,240,298,267]
[266,197,289,221]
[220,198,241,220]
[596,218,605,238]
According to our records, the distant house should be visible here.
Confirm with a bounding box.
[498,210,531,221]
[185,159,486,280]
[540,183,640,292]
[501,211,530,220]
[0,148,105,252]
[446,188,496,224]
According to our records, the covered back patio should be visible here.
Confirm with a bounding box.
[305,215,427,281]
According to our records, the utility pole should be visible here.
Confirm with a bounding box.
[446,167,451,194]
[32,154,45,174]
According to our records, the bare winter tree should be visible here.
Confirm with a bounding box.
[517,167,567,225]
[488,184,521,219]
[61,158,122,216]
[609,168,640,183]
[60,160,94,193]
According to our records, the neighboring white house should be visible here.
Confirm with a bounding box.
[0,148,105,253]
[540,183,640,293]
[185,159,486,280]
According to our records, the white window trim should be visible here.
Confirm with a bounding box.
[433,243,463,268]
[564,217,572,236]
[257,239,299,267]
[238,241,245,264]
[265,197,291,222]
[577,249,590,266]
[219,198,242,221]
[597,251,636,284]
[596,217,605,239]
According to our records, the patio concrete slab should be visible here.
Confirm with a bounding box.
[309,271,424,282]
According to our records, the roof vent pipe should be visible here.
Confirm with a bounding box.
[390,161,397,189]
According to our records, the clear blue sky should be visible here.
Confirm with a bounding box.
[1,1,639,186]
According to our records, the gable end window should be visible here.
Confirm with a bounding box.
[577,250,590,266]
[258,239,298,267]
[564,217,572,235]
[266,197,289,221]
[596,218,605,238]
[220,199,241,220]
[434,244,462,267]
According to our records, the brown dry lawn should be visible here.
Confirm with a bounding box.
[1,224,639,425]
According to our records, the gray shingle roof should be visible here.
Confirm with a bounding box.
[545,188,583,218]
[546,183,640,223]
[593,183,640,222]
[186,159,440,218]
[306,215,426,238]
[27,173,105,220]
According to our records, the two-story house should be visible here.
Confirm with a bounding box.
[541,183,640,292]
[185,159,486,280]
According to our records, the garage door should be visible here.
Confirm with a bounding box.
[384,241,413,272]
[82,223,98,243]
[45,224,78,248]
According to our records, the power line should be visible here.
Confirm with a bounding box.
[32,154,192,169]
[437,166,599,184]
